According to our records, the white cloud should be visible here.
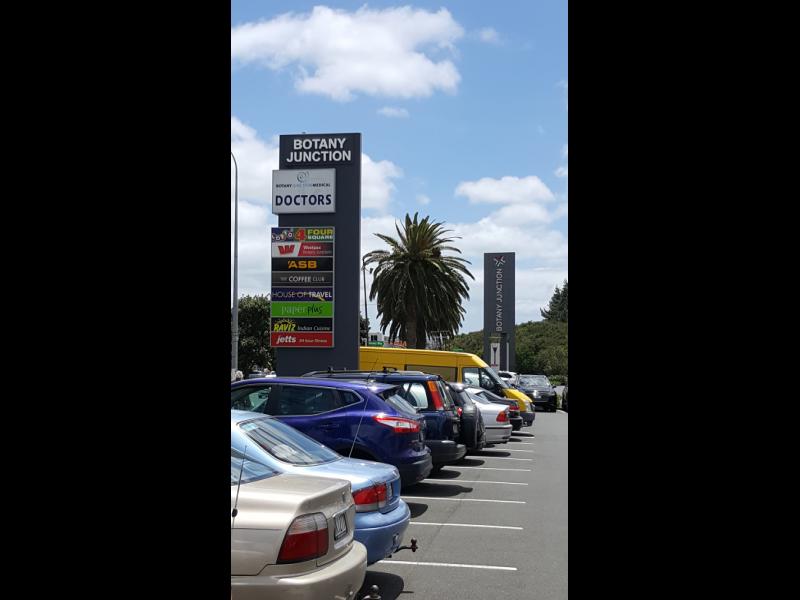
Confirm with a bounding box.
[478,27,500,44]
[417,194,431,205]
[455,175,556,204]
[555,166,568,178]
[378,106,410,119]
[231,116,279,203]
[232,5,464,101]
[361,154,403,212]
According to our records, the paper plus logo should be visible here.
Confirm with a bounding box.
[277,335,296,343]
[493,256,506,267]
[277,244,295,255]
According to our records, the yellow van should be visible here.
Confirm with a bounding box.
[359,346,534,419]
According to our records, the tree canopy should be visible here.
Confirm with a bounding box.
[365,213,474,349]
[540,280,568,322]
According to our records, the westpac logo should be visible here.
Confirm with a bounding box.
[493,255,506,267]
[277,244,296,255]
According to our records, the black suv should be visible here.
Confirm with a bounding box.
[304,369,467,471]
[518,374,558,412]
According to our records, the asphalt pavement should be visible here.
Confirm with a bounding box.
[357,410,568,600]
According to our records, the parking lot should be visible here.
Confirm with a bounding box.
[357,410,568,600]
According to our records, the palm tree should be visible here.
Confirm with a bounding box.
[365,213,474,349]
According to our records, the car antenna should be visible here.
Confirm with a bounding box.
[232,445,248,519]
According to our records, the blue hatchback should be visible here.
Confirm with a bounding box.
[230,377,433,486]
[303,370,467,471]
[231,410,411,565]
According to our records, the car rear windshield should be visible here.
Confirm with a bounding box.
[231,448,277,485]
[378,388,418,415]
[238,417,341,465]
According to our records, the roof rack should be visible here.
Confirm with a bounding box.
[302,367,434,378]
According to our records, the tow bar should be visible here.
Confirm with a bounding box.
[393,537,418,554]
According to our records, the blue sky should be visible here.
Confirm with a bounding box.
[232,1,567,334]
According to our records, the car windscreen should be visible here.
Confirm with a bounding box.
[379,388,419,415]
[484,368,509,389]
[521,375,549,386]
[231,448,278,485]
[238,417,341,465]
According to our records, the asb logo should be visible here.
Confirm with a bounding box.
[277,244,295,255]
[287,260,317,269]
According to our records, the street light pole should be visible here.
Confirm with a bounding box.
[231,151,239,375]
[362,257,368,345]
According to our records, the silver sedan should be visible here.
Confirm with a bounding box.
[231,455,367,600]
[462,387,513,444]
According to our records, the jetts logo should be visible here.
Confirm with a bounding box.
[275,335,297,344]
[272,319,297,332]
[493,255,506,267]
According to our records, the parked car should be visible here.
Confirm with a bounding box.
[231,377,432,486]
[457,386,513,444]
[443,381,488,450]
[302,370,467,472]
[466,386,525,431]
[231,452,367,600]
[231,410,411,565]
[561,384,568,412]
[518,374,558,412]
[497,370,520,387]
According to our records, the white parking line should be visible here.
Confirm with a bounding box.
[479,448,534,453]
[474,456,533,461]
[410,522,523,530]
[402,496,525,504]
[380,560,517,571]
[422,479,528,486]
[445,466,531,472]
[507,442,534,445]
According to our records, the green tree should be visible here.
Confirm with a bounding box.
[365,213,474,349]
[450,330,484,355]
[232,294,275,373]
[540,280,568,322]
[360,313,370,346]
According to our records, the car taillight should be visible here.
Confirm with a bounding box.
[496,409,508,423]
[426,381,445,410]
[352,483,389,512]
[373,414,421,433]
[277,512,329,564]
[457,406,463,417]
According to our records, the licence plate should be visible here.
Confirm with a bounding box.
[333,512,348,540]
